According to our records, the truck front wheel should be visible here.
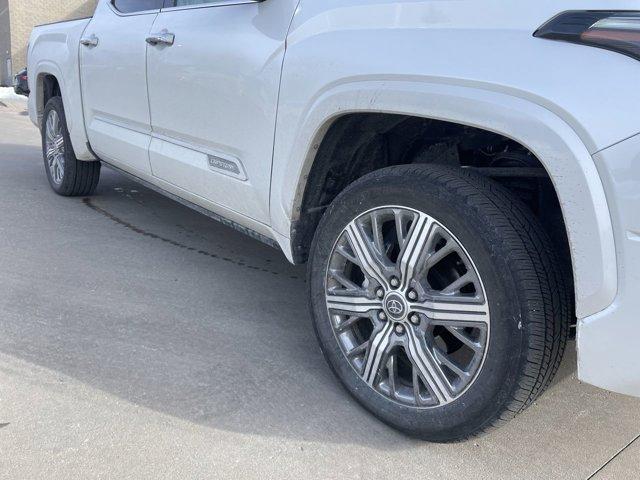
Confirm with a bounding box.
[308,164,570,441]
[41,97,100,196]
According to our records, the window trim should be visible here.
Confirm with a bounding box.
[160,0,263,13]
[109,0,164,16]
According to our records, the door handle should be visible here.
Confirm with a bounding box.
[80,35,99,47]
[146,31,175,46]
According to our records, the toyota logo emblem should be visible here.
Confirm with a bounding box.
[387,300,404,315]
[384,293,407,320]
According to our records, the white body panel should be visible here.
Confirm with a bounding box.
[27,18,94,160]
[578,133,640,397]
[80,1,158,175]
[25,0,640,396]
[146,0,298,223]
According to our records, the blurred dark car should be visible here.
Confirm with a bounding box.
[13,68,29,96]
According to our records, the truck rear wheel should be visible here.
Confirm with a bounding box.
[42,96,100,196]
[308,164,570,441]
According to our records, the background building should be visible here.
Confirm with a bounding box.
[0,0,97,86]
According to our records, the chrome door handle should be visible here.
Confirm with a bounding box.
[146,31,175,46]
[80,35,99,47]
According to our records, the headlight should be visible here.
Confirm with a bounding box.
[534,11,640,61]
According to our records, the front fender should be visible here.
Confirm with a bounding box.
[270,80,617,319]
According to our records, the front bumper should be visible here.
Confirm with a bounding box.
[578,133,640,397]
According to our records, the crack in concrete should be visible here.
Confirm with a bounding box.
[587,433,640,479]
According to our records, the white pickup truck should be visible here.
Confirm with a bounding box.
[27,0,640,441]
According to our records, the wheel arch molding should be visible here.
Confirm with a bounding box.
[271,80,616,319]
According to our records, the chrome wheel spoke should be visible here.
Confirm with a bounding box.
[444,326,485,352]
[397,212,434,290]
[347,341,369,359]
[413,298,489,325]
[335,315,365,333]
[386,355,398,399]
[46,145,58,159]
[334,244,359,266]
[50,110,58,133]
[362,321,394,385]
[346,222,390,289]
[326,292,381,315]
[328,270,361,291]
[45,115,56,141]
[58,160,65,182]
[370,210,386,254]
[424,242,455,269]
[412,367,422,404]
[405,326,454,405]
[394,210,411,250]
[440,271,475,295]
[433,348,470,380]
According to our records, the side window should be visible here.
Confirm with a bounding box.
[112,0,165,13]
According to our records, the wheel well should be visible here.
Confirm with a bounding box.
[292,113,572,288]
[36,74,61,123]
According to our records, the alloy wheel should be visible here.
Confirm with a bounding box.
[45,110,65,185]
[325,207,490,408]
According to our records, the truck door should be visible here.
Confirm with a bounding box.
[80,0,163,176]
[145,0,299,224]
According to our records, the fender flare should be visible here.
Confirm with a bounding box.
[270,79,617,318]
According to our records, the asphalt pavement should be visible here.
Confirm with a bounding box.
[0,90,638,479]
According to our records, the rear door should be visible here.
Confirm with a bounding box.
[80,0,163,175]
[145,0,299,223]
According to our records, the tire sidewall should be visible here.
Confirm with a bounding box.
[308,167,530,440]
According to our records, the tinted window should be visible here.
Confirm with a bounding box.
[112,0,164,13]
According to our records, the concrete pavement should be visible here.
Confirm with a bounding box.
[0,93,638,479]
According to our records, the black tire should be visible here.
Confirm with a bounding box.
[308,164,570,442]
[42,96,100,196]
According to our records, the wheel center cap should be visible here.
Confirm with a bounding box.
[384,292,407,321]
